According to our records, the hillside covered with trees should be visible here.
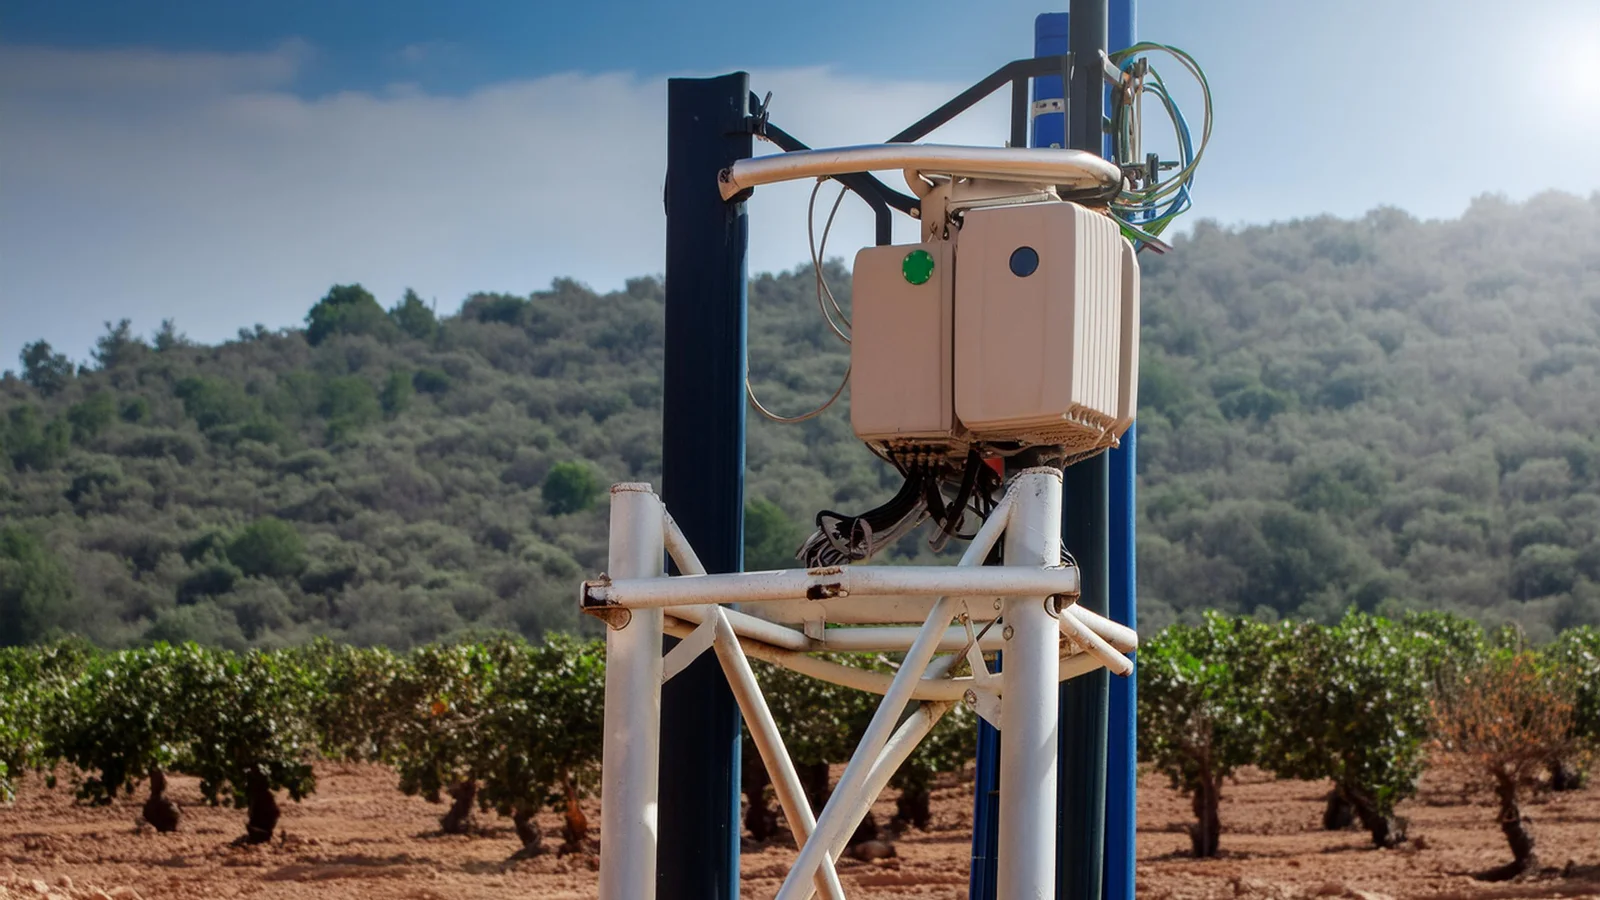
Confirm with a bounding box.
[3,191,1600,648]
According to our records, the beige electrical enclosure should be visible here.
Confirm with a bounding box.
[849,241,954,444]
[953,201,1139,450]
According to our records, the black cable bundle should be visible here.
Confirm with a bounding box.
[797,450,1004,568]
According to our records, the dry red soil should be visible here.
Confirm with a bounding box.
[2,763,1597,899]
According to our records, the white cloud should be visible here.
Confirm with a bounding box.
[0,43,1011,366]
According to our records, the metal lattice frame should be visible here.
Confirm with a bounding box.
[584,469,1137,900]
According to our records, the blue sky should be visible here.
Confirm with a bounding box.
[3,0,1600,367]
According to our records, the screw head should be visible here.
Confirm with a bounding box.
[1002,624,1015,641]
[964,689,978,706]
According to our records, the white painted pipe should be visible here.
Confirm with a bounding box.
[1065,604,1138,653]
[775,593,961,900]
[666,601,814,652]
[744,594,1001,626]
[662,616,974,702]
[816,623,1006,653]
[998,468,1063,900]
[661,509,705,577]
[597,484,664,900]
[663,616,1113,697]
[1058,601,1134,677]
[718,143,1122,201]
[830,700,955,865]
[709,609,846,900]
[825,655,962,867]
[584,564,1079,611]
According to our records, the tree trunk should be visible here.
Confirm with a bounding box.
[1342,784,1406,849]
[797,762,830,817]
[1321,789,1354,831]
[1187,773,1221,858]
[849,811,880,848]
[512,806,543,853]
[742,754,778,841]
[561,774,589,853]
[1492,774,1537,877]
[894,784,932,831]
[440,780,478,835]
[244,770,280,844]
[1549,758,1586,792]
[142,768,180,833]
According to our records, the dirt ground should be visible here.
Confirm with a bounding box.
[2,763,1597,899]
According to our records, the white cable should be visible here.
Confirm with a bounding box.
[747,364,850,424]
[807,178,852,344]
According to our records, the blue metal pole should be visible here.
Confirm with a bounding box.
[968,698,1001,899]
[659,73,749,900]
[1057,3,1111,900]
[1101,4,1139,897]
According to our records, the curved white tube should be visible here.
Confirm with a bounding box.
[719,144,1122,201]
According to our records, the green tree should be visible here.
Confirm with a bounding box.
[119,396,150,423]
[1262,612,1434,848]
[174,376,254,432]
[390,289,439,341]
[44,643,214,831]
[318,376,381,440]
[0,639,96,802]
[18,341,73,396]
[1545,626,1599,788]
[184,649,319,843]
[0,528,75,646]
[380,370,414,418]
[226,517,307,579]
[1138,612,1275,857]
[152,318,190,352]
[542,461,600,516]
[745,498,804,570]
[92,319,147,370]
[2,405,70,471]
[412,368,451,394]
[306,284,395,346]
[66,391,116,443]
[389,641,506,834]
[480,634,606,853]
[291,640,405,764]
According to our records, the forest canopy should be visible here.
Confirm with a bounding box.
[3,191,1600,649]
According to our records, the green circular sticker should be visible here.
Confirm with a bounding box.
[902,249,935,285]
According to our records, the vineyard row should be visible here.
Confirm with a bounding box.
[0,613,1596,872]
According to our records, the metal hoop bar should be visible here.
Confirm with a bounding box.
[719,144,1122,201]
[584,564,1080,611]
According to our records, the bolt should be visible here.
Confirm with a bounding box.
[964,689,978,707]
[1002,625,1015,641]
[994,598,1003,611]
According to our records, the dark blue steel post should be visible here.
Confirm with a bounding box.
[968,692,1001,899]
[1056,3,1111,900]
[659,73,750,900]
[1102,4,1139,898]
